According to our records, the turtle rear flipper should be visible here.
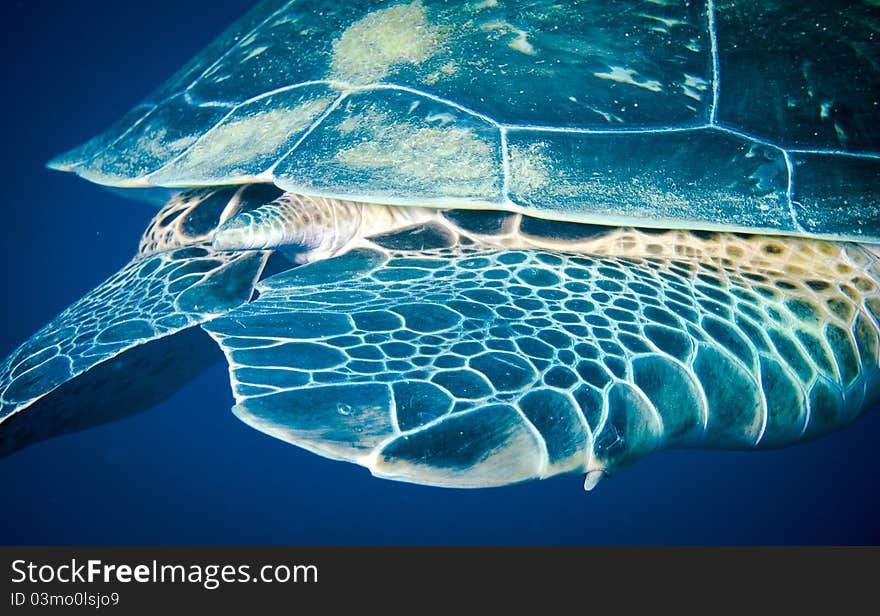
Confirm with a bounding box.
[204,237,880,488]
[0,327,221,457]
[0,189,271,456]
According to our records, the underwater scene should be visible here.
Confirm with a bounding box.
[1,0,879,545]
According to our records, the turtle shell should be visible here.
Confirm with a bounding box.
[50,0,880,241]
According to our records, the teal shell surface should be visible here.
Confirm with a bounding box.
[49,0,880,242]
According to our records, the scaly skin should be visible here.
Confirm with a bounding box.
[212,193,434,262]
[203,193,880,488]
[2,188,877,485]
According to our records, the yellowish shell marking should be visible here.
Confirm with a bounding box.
[330,1,442,85]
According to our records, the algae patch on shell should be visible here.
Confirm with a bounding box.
[335,110,499,197]
[136,130,198,161]
[480,21,536,56]
[593,65,663,92]
[508,143,557,194]
[151,98,334,180]
[330,1,442,85]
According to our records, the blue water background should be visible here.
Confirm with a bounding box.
[1,1,878,545]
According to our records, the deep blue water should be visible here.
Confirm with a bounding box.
[0,1,878,545]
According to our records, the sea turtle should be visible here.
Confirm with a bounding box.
[1,0,878,490]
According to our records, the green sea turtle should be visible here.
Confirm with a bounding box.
[1,0,878,490]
